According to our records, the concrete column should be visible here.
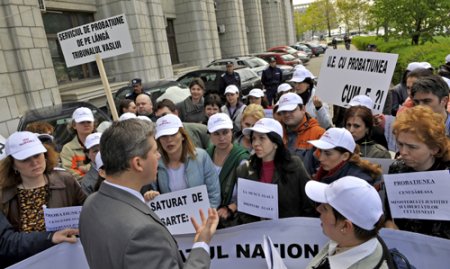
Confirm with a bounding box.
[215,0,248,58]
[0,0,60,136]
[282,0,296,44]
[174,0,221,67]
[243,0,266,53]
[96,0,173,81]
[261,0,285,49]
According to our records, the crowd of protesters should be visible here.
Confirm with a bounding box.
[1,53,450,268]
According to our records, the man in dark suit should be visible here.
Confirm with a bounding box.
[79,119,218,269]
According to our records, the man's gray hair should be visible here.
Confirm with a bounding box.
[100,119,155,176]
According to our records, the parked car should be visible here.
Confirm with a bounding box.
[297,42,324,56]
[290,44,313,59]
[267,46,310,63]
[17,101,111,151]
[114,80,187,108]
[207,56,269,76]
[176,67,262,96]
[254,52,301,67]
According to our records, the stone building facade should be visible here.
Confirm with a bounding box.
[0,0,295,137]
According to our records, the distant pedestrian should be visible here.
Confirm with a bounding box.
[219,62,241,97]
[261,57,283,105]
[125,78,144,101]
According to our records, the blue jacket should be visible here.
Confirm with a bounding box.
[156,148,221,208]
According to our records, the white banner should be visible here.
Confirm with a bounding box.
[43,206,82,232]
[384,170,450,220]
[237,178,278,219]
[316,50,398,114]
[146,185,210,235]
[363,157,394,174]
[58,14,133,67]
[8,218,450,269]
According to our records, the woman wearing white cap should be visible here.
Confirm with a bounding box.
[80,132,102,195]
[234,104,266,152]
[305,176,390,269]
[0,131,86,232]
[275,83,293,103]
[236,118,314,223]
[143,114,221,208]
[383,106,450,239]
[305,128,382,187]
[206,113,249,227]
[246,88,268,108]
[60,107,95,181]
[221,85,246,133]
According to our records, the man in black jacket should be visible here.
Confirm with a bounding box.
[219,62,241,97]
[0,212,78,267]
[261,57,282,105]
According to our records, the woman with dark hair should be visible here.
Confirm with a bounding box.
[384,106,450,239]
[305,176,390,268]
[0,132,86,232]
[177,78,205,123]
[236,118,314,223]
[246,88,269,108]
[143,114,221,208]
[305,128,383,187]
[344,105,391,158]
[118,99,136,116]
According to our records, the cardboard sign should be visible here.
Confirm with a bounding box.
[57,14,133,67]
[384,170,450,220]
[316,50,398,114]
[43,206,82,232]
[146,185,210,235]
[237,178,278,219]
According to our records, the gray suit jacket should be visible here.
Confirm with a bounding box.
[79,183,210,269]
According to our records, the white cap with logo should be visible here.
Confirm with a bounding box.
[242,118,283,139]
[277,83,292,94]
[305,176,383,230]
[207,113,233,133]
[248,88,265,98]
[308,127,356,153]
[119,112,137,121]
[85,132,102,150]
[155,114,183,139]
[224,85,239,94]
[348,95,375,111]
[277,92,303,112]
[5,131,47,160]
[72,107,94,123]
[289,67,314,83]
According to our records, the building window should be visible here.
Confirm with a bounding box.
[43,11,99,84]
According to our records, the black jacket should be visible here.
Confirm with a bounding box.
[261,66,283,90]
[0,212,54,268]
[219,72,241,96]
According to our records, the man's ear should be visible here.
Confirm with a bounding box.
[130,156,144,172]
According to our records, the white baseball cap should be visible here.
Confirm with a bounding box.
[277,92,303,112]
[5,131,47,160]
[305,176,383,230]
[289,68,313,83]
[446,54,450,64]
[95,152,104,171]
[72,107,94,123]
[419,62,432,70]
[137,115,152,122]
[277,83,292,94]
[207,113,233,133]
[85,132,102,150]
[248,88,265,98]
[308,128,356,153]
[224,85,239,94]
[119,112,137,121]
[406,62,422,72]
[442,76,450,88]
[155,114,183,139]
[242,118,283,139]
[348,95,374,111]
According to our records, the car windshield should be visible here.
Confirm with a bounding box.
[286,47,297,54]
[207,61,228,67]
[246,57,268,68]
[236,69,256,82]
[281,54,296,61]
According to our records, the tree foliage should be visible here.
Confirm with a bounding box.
[294,0,338,39]
[335,0,370,34]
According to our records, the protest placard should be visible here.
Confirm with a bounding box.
[57,14,133,68]
[43,206,82,232]
[146,185,210,235]
[237,178,278,219]
[363,157,395,174]
[384,170,450,220]
[316,50,398,114]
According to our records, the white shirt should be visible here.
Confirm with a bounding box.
[328,237,378,269]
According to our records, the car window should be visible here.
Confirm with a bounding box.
[246,57,267,68]
[237,60,246,66]
[286,47,297,54]
[281,54,295,61]
[178,73,198,87]
[236,69,256,82]
[207,62,227,67]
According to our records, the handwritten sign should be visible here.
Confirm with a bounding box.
[237,178,278,219]
[147,185,210,235]
[43,206,82,231]
[316,50,398,114]
[384,170,450,220]
[57,14,133,67]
